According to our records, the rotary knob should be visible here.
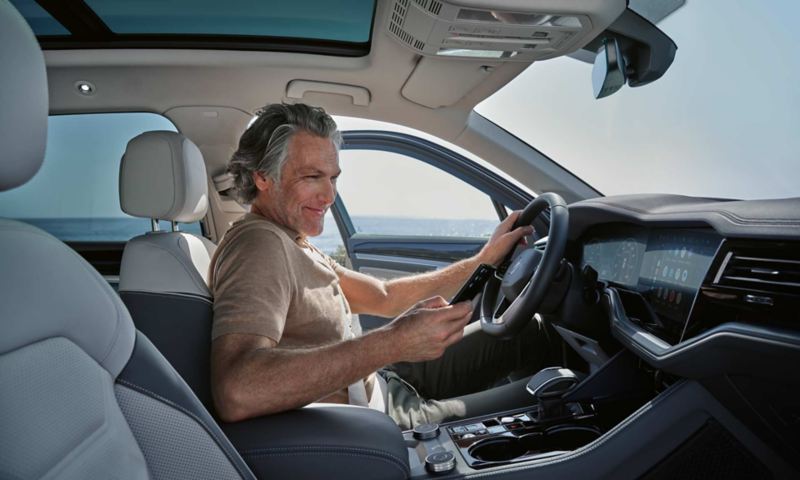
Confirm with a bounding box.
[425,451,456,474]
[412,423,440,440]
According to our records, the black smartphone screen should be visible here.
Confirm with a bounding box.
[450,264,496,305]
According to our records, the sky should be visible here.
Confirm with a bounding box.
[476,0,800,200]
[2,0,799,220]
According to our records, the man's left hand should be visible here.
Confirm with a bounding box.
[477,210,534,267]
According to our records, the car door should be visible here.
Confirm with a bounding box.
[328,130,534,329]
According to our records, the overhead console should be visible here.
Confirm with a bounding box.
[386,0,626,62]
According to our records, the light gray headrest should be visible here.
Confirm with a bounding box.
[120,131,209,223]
[0,0,48,191]
[0,220,135,377]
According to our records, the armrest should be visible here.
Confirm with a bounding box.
[221,404,409,480]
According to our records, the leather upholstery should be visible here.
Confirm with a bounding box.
[222,404,410,480]
[118,331,255,479]
[0,219,135,376]
[0,3,253,478]
[119,231,215,297]
[119,291,215,409]
[0,0,47,191]
[120,131,209,223]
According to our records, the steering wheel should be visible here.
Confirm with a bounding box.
[480,192,569,338]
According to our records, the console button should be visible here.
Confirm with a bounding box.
[501,417,516,424]
[413,423,440,440]
[452,426,467,434]
[487,425,506,434]
[425,451,456,474]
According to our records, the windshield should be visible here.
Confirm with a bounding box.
[476,0,800,200]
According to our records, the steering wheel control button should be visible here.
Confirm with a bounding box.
[425,451,456,474]
[413,423,440,440]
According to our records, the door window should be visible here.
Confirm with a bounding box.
[334,149,501,238]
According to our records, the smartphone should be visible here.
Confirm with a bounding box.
[450,264,496,307]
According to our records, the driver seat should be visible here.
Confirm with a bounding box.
[117,129,217,408]
[0,1,254,478]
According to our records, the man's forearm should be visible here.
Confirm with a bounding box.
[219,328,396,421]
[380,256,481,317]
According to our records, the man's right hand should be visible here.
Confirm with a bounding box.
[386,296,473,363]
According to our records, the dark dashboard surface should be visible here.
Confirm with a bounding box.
[567,194,800,346]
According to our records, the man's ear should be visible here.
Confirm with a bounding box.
[253,171,273,192]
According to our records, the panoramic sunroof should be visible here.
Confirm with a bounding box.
[10,0,69,35]
[83,0,374,42]
[13,0,376,56]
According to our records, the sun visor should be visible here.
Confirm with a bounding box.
[401,56,499,108]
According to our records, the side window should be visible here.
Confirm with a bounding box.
[335,149,501,237]
[0,113,203,241]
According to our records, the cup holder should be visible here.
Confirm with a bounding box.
[545,426,601,451]
[469,437,527,462]
[468,426,600,463]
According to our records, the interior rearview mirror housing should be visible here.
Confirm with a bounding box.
[592,37,627,99]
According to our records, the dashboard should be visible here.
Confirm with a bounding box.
[565,194,800,351]
[549,194,800,472]
[581,226,721,337]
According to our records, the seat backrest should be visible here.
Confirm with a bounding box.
[118,130,218,407]
[0,2,253,478]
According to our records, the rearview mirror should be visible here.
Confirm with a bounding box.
[592,38,627,99]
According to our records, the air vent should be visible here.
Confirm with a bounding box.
[413,0,442,15]
[715,251,800,296]
[388,0,427,52]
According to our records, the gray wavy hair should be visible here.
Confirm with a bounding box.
[228,103,342,204]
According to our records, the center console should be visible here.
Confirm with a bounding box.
[404,352,657,477]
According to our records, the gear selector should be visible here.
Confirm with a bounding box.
[526,367,585,421]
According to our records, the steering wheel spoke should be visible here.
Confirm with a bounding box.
[492,292,511,319]
[480,193,569,337]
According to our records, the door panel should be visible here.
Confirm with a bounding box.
[332,131,533,330]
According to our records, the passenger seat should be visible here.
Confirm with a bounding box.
[118,130,217,408]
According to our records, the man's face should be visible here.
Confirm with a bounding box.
[254,130,340,238]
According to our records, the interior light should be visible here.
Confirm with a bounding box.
[75,81,95,96]
[436,48,516,59]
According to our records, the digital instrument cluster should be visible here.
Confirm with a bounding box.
[581,226,721,326]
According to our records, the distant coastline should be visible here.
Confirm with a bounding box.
[19,216,497,255]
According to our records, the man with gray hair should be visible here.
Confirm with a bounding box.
[210,103,547,429]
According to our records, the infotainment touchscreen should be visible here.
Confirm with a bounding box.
[637,230,721,325]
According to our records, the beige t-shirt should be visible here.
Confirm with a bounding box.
[209,213,374,405]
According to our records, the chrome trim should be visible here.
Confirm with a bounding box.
[712,250,733,284]
[353,253,449,269]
